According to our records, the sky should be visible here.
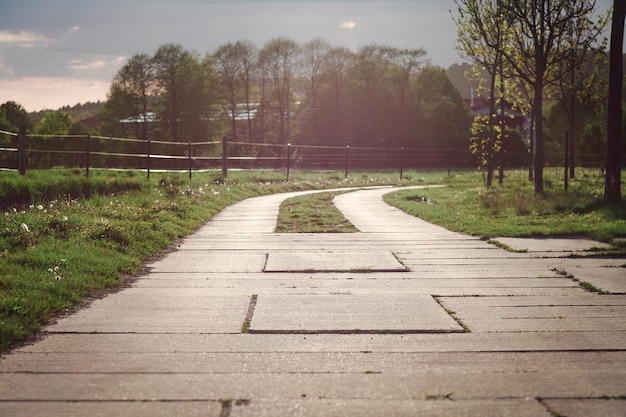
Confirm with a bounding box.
[0,0,617,112]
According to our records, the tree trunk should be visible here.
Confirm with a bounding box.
[487,69,497,188]
[534,80,544,194]
[605,0,625,203]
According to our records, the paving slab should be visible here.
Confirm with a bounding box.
[556,263,626,294]
[541,399,626,417]
[493,236,613,253]
[13,331,626,354]
[439,294,626,307]
[229,398,552,417]
[0,402,223,417]
[264,250,406,272]
[248,294,464,333]
[439,295,626,332]
[3,351,623,374]
[147,251,267,273]
[47,295,250,333]
[2,372,624,402]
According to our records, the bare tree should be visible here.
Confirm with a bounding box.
[324,46,353,142]
[213,42,246,140]
[301,38,331,144]
[105,53,155,140]
[258,37,300,144]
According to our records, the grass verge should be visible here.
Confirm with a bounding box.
[384,168,626,246]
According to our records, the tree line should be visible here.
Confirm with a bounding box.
[95,39,472,152]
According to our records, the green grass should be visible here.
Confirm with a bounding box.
[275,191,359,233]
[383,168,626,245]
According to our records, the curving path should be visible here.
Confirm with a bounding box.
[1,186,625,417]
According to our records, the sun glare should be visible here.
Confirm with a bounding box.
[340,21,357,29]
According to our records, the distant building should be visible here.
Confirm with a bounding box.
[464,97,529,143]
[79,114,101,129]
[119,112,159,125]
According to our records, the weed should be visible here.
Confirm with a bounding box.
[577,281,610,294]
[425,392,455,401]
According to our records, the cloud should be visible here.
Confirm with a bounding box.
[340,21,357,29]
[0,30,51,47]
[68,59,107,71]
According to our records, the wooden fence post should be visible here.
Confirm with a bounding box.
[188,141,192,180]
[286,143,291,182]
[400,147,404,180]
[564,131,569,192]
[147,138,151,180]
[222,135,228,179]
[85,134,90,178]
[344,145,350,179]
[18,125,27,175]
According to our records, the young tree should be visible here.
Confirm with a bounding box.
[556,7,609,180]
[454,0,510,187]
[502,0,600,193]
[605,0,625,202]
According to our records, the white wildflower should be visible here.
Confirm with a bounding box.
[37,205,43,210]
[21,223,30,233]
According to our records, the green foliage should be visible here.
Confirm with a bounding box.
[0,101,32,132]
[413,65,473,149]
[34,111,75,136]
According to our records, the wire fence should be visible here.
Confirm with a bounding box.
[0,129,606,181]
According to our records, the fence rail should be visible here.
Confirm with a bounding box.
[0,129,608,181]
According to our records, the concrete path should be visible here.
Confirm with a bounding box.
[1,186,625,416]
